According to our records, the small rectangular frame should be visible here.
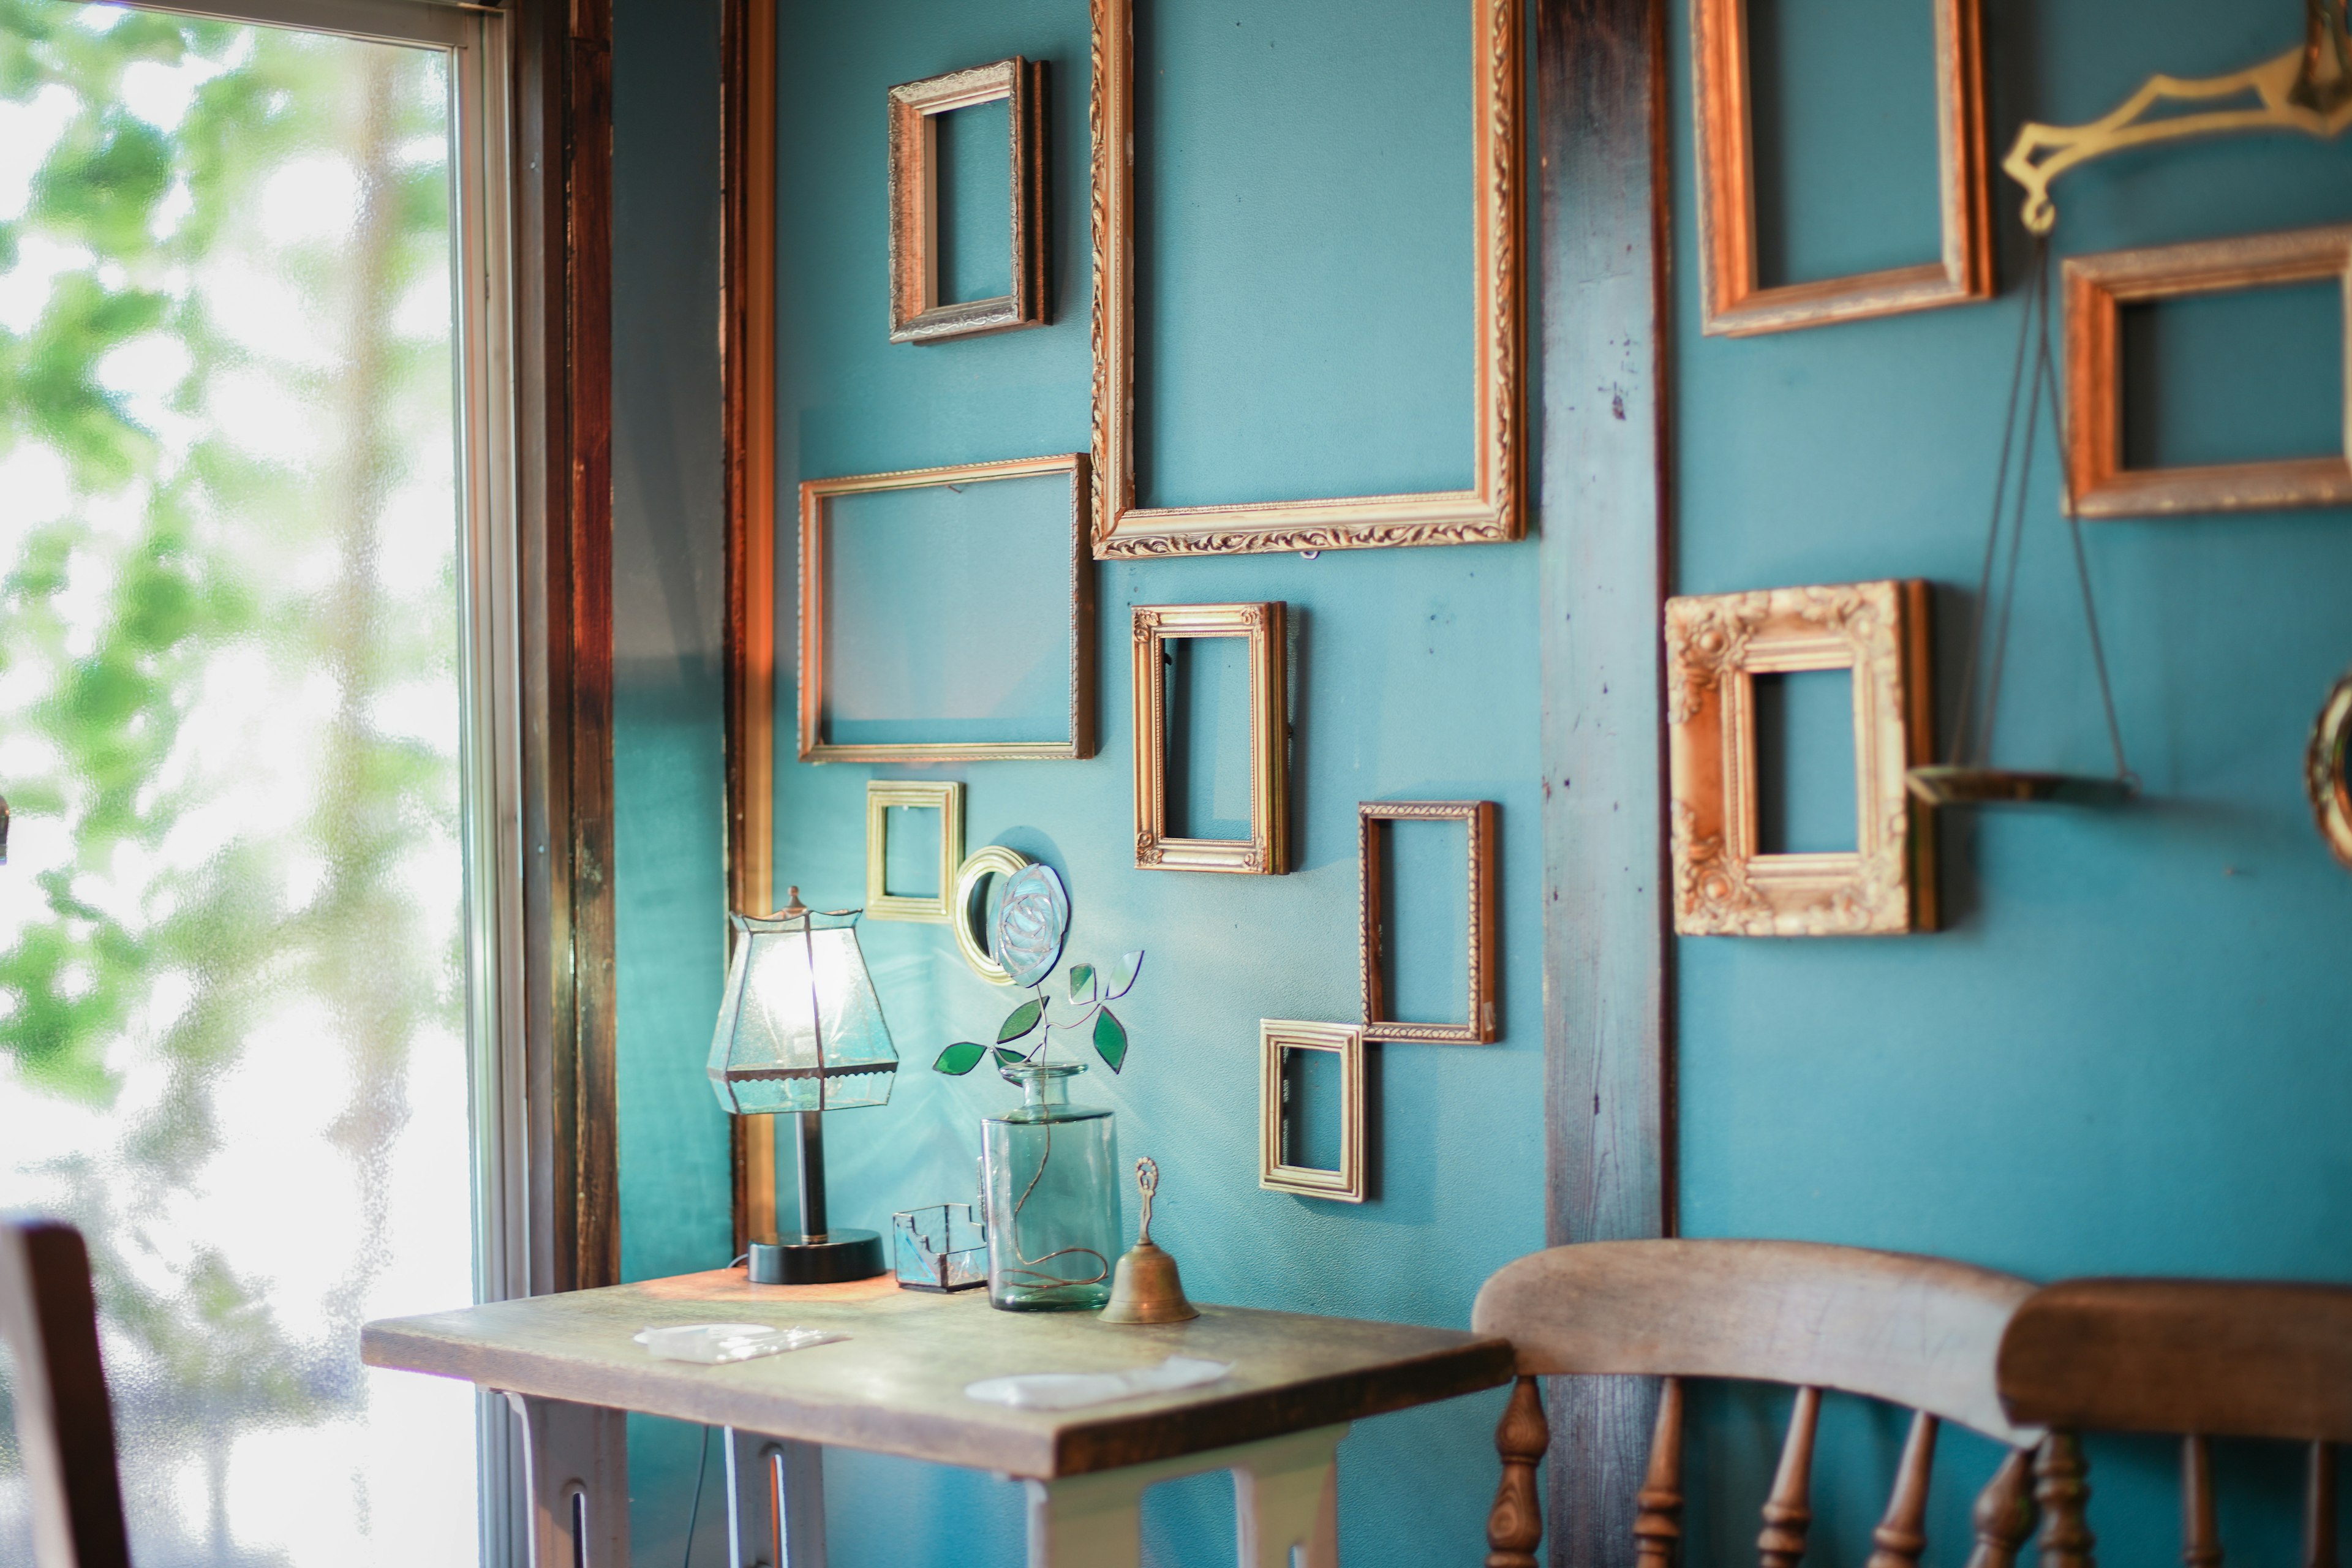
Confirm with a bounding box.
[1131,603,1287,875]
[1087,0,1523,556]
[1692,0,1991,336]
[1259,1020,1366,1204]
[888,56,1047,343]
[865,780,965,922]
[1359,801,1499,1044]
[1665,579,1936,936]
[799,453,1094,763]
[2064,225,2352,518]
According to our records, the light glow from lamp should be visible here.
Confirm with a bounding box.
[707,906,897,1118]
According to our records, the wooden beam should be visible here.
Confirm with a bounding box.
[1534,0,1675,1562]
[513,0,619,1295]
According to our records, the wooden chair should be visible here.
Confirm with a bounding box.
[0,1215,133,1568]
[1472,1238,2045,1568]
[1997,1278,2352,1568]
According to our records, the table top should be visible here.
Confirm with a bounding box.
[361,1270,1513,1479]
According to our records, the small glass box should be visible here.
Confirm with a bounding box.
[892,1203,989,1293]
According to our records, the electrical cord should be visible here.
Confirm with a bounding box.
[680,1424,712,1568]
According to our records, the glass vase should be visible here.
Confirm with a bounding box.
[981,1061,1119,1311]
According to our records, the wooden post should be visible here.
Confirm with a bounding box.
[1490,1376,1554,1568]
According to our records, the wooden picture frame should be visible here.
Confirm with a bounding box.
[887,57,1047,344]
[1665,580,1937,936]
[2064,226,2352,518]
[1087,0,1523,556]
[799,453,1094,763]
[1359,801,1500,1044]
[1131,603,1288,875]
[1691,0,1991,336]
[864,781,965,922]
[1259,1020,1366,1204]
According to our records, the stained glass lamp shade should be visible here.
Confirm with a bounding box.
[707,892,897,1281]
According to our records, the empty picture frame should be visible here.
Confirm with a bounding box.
[1259,1020,1366,1204]
[799,453,1094,763]
[888,57,1047,343]
[1665,580,1936,936]
[1087,0,1523,556]
[1131,603,1287,874]
[865,780,965,922]
[2064,225,2352,518]
[1359,801,1499,1044]
[950,845,1032,983]
[1692,0,1991,336]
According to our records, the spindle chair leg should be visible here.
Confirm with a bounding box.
[1865,1411,1940,1568]
[2034,1433,2095,1568]
[2182,1436,2221,1568]
[1758,1387,1822,1568]
[1635,1377,1687,1568]
[2308,1442,2337,1568]
[1487,1376,1549,1568]
[1966,1448,2041,1568]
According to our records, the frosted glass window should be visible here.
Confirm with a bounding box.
[0,5,480,1563]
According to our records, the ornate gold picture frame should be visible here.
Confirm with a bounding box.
[888,57,1047,344]
[1131,603,1287,875]
[1087,0,1523,556]
[799,453,1094,763]
[1692,0,1991,336]
[2064,226,2352,518]
[1665,581,1937,936]
[864,780,965,922]
[1359,801,1499,1044]
[2310,669,2352,873]
[1259,1020,1366,1204]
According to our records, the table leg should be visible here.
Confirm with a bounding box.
[1022,1423,1348,1568]
[727,1428,827,1568]
[503,1392,628,1568]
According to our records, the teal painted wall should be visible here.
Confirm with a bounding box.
[1671,0,2352,1562]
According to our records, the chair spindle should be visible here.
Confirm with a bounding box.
[2182,1436,2222,1568]
[1486,1376,1550,1568]
[2307,1441,2337,1568]
[1758,1386,1823,1568]
[1965,1449,2041,1568]
[1865,1410,1941,1568]
[2034,1433,2096,1568]
[1635,1377,1687,1568]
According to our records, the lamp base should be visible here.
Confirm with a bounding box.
[747,1230,886,1286]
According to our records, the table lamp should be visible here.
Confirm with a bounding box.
[708,888,897,1283]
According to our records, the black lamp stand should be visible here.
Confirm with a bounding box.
[747,1111,886,1284]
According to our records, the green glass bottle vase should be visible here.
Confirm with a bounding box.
[981,1061,1119,1311]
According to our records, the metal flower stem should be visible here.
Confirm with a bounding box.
[1001,978,1117,1287]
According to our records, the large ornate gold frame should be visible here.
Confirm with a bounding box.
[1359,801,1500,1044]
[887,57,1047,344]
[1665,581,1937,936]
[2310,670,2352,873]
[2064,227,2352,519]
[1259,1020,1366,1204]
[1087,0,1523,556]
[799,453,1094,763]
[1131,603,1288,875]
[1691,0,1991,336]
[864,780,964,923]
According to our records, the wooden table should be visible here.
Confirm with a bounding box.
[362,1269,1513,1568]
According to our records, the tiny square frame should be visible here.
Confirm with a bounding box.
[865,780,965,923]
[1131,603,1288,875]
[888,57,1047,344]
[1665,580,1936,937]
[2064,225,2352,519]
[799,453,1095,763]
[1692,0,1991,336]
[1259,1020,1366,1204]
[1359,801,1499,1044]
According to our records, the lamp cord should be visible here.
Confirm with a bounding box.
[680,1423,712,1568]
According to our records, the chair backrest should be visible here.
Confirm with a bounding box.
[1997,1278,2352,1568]
[1472,1238,2043,1568]
[0,1215,132,1568]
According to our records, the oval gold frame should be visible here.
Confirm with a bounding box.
[951,846,1033,984]
[2309,672,2352,872]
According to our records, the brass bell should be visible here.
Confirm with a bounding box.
[1098,1156,1198,1325]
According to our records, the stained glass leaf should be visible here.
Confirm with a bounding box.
[933,1042,987,1075]
[1068,963,1096,1003]
[998,999,1044,1042]
[1093,1008,1128,1073]
[1107,950,1146,1000]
